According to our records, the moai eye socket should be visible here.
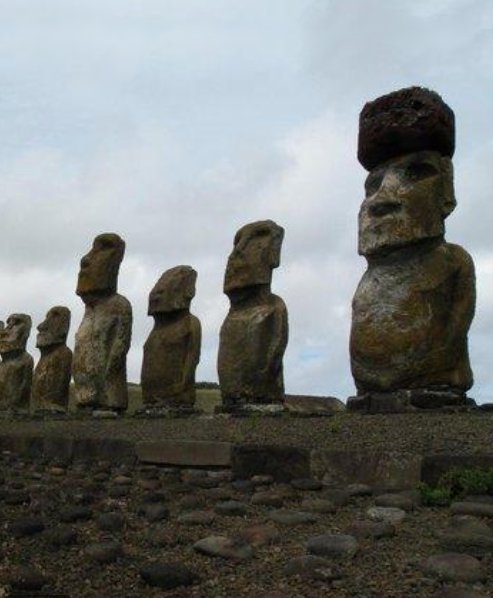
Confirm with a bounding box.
[404,161,438,182]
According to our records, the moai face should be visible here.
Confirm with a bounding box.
[0,314,31,355]
[358,151,456,257]
[224,220,284,294]
[36,306,71,348]
[76,233,125,298]
[148,266,197,315]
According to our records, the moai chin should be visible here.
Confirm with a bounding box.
[141,265,201,410]
[73,233,132,413]
[349,87,475,412]
[217,220,288,411]
[0,314,34,411]
[32,306,72,413]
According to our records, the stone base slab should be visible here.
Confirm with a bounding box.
[347,389,473,413]
[136,440,232,467]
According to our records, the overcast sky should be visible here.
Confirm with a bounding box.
[0,0,492,402]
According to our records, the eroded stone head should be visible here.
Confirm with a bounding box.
[224,220,284,294]
[0,314,31,355]
[357,87,456,257]
[36,306,71,348]
[76,233,125,299]
[148,266,197,315]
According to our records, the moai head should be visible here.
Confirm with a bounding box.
[36,306,71,349]
[224,220,284,295]
[76,233,125,300]
[148,266,197,315]
[357,87,456,257]
[0,314,32,355]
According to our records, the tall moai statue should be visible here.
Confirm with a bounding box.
[141,266,201,411]
[218,220,288,411]
[32,306,72,413]
[73,233,132,413]
[349,87,475,412]
[0,314,34,411]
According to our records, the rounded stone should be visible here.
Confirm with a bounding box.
[269,510,319,525]
[284,555,342,581]
[348,520,395,539]
[214,500,248,517]
[193,535,253,560]
[290,478,323,491]
[7,566,48,591]
[367,506,406,525]
[300,498,336,514]
[85,541,123,564]
[140,562,198,589]
[423,552,485,582]
[306,534,359,559]
[251,491,284,507]
[375,493,415,511]
[9,517,45,538]
[97,512,125,532]
[178,510,216,525]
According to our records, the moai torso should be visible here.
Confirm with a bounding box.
[73,233,132,412]
[218,292,287,403]
[0,314,33,411]
[349,87,475,409]
[32,306,73,412]
[217,220,288,408]
[141,266,201,409]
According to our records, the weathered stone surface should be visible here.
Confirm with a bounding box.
[284,555,342,581]
[6,566,48,591]
[32,306,72,412]
[284,395,345,415]
[347,520,395,539]
[137,440,231,467]
[141,266,201,409]
[367,506,406,525]
[423,553,485,582]
[375,493,415,511]
[73,233,132,412]
[450,502,493,518]
[85,540,122,564]
[214,500,248,517]
[140,562,198,589]
[237,524,280,547]
[358,86,455,171]
[350,87,474,406]
[0,314,33,410]
[300,498,336,514]
[306,534,359,559]
[231,444,310,482]
[193,535,253,560]
[269,510,319,525]
[218,220,288,408]
[311,449,422,491]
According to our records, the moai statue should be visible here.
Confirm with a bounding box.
[218,220,288,411]
[141,266,201,411]
[73,233,132,413]
[32,306,72,413]
[349,87,475,412]
[0,314,34,411]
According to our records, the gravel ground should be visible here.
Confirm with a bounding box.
[0,411,492,454]
[0,450,492,598]
[0,413,492,597]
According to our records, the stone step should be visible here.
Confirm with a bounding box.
[136,440,232,467]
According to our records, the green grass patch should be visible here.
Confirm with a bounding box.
[418,466,493,507]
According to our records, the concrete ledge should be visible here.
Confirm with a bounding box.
[136,440,232,467]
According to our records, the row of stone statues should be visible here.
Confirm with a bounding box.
[0,218,288,414]
[0,86,476,415]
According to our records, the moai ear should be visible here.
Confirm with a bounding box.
[440,157,456,219]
